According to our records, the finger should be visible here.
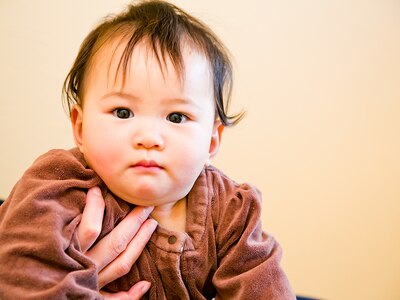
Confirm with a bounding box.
[127,281,151,299]
[77,186,105,252]
[101,281,151,300]
[86,206,154,271]
[98,219,157,288]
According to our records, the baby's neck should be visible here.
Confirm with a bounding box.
[151,197,187,232]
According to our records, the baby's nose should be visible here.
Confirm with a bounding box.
[132,121,164,150]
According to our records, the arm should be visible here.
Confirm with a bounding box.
[0,149,154,299]
[212,182,295,300]
[0,150,105,298]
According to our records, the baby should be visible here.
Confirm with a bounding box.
[0,1,295,299]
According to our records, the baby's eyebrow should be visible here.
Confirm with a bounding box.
[100,91,201,109]
[100,91,138,101]
[163,97,193,105]
[161,97,202,110]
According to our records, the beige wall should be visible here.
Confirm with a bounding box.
[1,1,399,299]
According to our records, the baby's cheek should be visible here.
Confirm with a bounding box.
[84,143,112,174]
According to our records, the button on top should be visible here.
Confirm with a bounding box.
[168,235,177,244]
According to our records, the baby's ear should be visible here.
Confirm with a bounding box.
[208,121,224,162]
[70,105,84,152]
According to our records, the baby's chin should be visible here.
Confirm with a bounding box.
[116,191,186,208]
[118,183,193,205]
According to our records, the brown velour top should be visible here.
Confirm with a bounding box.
[0,148,295,299]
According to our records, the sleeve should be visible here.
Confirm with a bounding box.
[212,179,296,300]
[0,149,104,299]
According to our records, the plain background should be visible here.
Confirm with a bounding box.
[1,1,399,299]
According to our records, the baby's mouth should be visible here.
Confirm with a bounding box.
[133,160,162,169]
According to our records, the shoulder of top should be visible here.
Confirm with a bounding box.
[34,148,85,165]
[203,166,264,222]
[204,165,234,181]
[26,147,94,180]
[204,165,262,197]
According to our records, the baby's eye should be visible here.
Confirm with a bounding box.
[113,108,133,119]
[167,113,187,123]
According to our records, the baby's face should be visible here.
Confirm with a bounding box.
[72,40,221,208]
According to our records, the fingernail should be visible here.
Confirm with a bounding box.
[144,206,154,214]
[91,186,102,196]
[148,219,158,232]
[141,281,151,293]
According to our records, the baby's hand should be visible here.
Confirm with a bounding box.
[77,186,157,299]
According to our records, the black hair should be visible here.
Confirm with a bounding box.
[62,0,244,126]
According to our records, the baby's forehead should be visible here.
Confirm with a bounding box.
[90,35,212,80]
